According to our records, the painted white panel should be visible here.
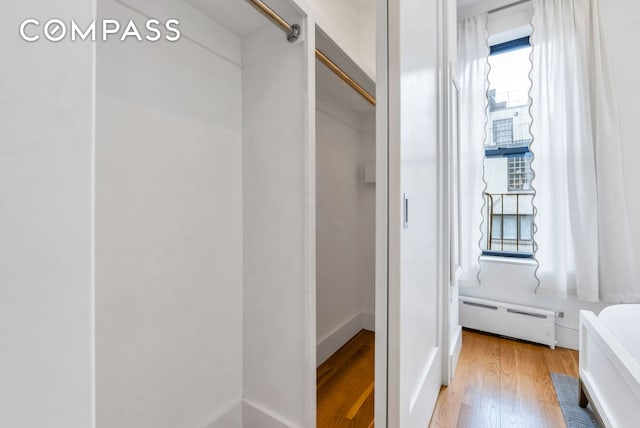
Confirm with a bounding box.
[95,1,243,427]
[242,16,314,427]
[387,0,445,425]
[0,1,95,427]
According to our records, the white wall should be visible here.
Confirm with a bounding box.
[602,0,640,279]
[306,0,376,79]
[242,16,314,427]
[315,90,375,364]
[460,258,609,349]
[458,0,640,350]
[0,1,95,427]
[458,0,520,20]
[358,0,377,78]
[359,118,377,321]
[95,1,243,427]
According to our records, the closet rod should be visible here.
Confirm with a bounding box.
[244,0,376,106]
[315,49,376,106]
[245,0,301,42]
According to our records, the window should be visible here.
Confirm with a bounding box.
[489,214,534,254]
[481,37,534,258]
[493,118,513,146]
[508,154,532,191]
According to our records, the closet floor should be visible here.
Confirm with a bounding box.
[317,330,374,428]
[430,329,579,428]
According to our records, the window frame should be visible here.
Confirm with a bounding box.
[489,36,531,56]
[482,36,535,259]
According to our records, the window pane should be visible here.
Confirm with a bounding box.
[491,216,502,240]
[485,46,533,151]
[503,215,517,240]
[493,118,513,145]
[481,43,535,257]
[508,154,532,191]
[519,215,533,241]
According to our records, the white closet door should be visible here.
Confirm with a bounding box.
[382,0,445,425]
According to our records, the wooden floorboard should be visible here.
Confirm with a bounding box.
[317,330,374,428]
[317,328,576,427]
[430,329,579,428]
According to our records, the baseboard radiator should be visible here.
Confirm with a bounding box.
[459,296,556,349]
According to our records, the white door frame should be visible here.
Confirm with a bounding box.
[374,0,389,425]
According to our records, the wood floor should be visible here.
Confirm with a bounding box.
[317,330,374,428]
[316,329,578,428]
[430,329,579,428]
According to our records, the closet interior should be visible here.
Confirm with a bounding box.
[315,27,377,427]
[93,0,377,425]
[95,0,313,426]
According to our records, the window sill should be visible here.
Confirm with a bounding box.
[479,255,537,267]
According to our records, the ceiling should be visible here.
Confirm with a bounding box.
[185,0,300,37]
[457,0,486,5]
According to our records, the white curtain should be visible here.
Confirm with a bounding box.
[457,15,489,286]
[531,0,640,302]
